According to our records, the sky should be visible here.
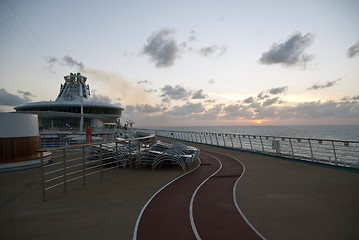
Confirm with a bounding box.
[0,0,358,126]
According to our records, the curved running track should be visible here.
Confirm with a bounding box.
[133,150,265,240]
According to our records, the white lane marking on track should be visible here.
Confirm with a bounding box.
[133,157,202,240]
[189,153,223,240]
[230,155,267,240]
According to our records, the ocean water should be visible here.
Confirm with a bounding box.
[141,125,359,141]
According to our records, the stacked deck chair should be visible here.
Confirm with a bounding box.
[86,143,130,168]
[136,141,199,171]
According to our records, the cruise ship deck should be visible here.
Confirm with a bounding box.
[0,138,358,240]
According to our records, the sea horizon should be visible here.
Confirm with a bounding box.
[136,125,359,141]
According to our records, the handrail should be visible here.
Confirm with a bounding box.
[39,134,156,201]
[38,134,156,152]
[136,128,359,143]
[135,128,359,170]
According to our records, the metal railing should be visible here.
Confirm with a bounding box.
[136,128,359,169]
[40,132,132,148]
[39,134,156,201]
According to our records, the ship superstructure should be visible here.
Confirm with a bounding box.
[15,73,123,132]
[56,73,90,101]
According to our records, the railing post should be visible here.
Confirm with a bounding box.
[100,144,103,180]
[289,138,294,158]
[248,136,253,151]
[194,132,198,142]
[230,134,234,148]
[82,146,86,185]
[222,134,226,147]
[129,140,133,169]
[332,141,338,165]
[40,151,46,202]
[210,134,213,145]
[191,132,194,142]
[204,133,208,144]
[215,134,219,146]
[63,149,67,192]
[308,139,314,161]
[238,135,243,149]
[116,142,120,173]
[199,132,202,143]
[260,136,264,152]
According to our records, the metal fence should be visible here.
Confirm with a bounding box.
[39,134,156,201]
[40,132,126,148]
[136,128,359,169]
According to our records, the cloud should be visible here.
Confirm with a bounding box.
[44,56,58,72]
[142,29,179,68]
[167,102,205,116]
[307,78,341,90]
[188,30,197,41]
[251,87,288,104]
[243,96,254,104]
[134,104,162,113]
[62,55,84,70]
[137,80,152,85]
[45,56,57,64]
[125,105,135,112]
[192,89,207,99]
[263,97,280,106]
[82,68,153,106]
[138,80,156,93]
[160,85,190,101]
[199,44,227,57]
[144,89,157,93]
[200,104,223,119]
[280,100,359,119]
[89,91,112,104]
[17,90,35,98]
[347,41,359,58]
[269,86,288,95]
[122,91,359,125]
[45,55,84,72]
[205,99,216,104]
[257,92,270,100]
[141,28,228,67]
[223,104,254,119]
[0,88,32,106]
[220,96,359,121]
[259,32,315,68]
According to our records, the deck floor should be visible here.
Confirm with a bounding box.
[0,139,358,239]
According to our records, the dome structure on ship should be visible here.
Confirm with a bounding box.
[15,73,123,131]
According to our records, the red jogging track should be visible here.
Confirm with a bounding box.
[134,150,265,240]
